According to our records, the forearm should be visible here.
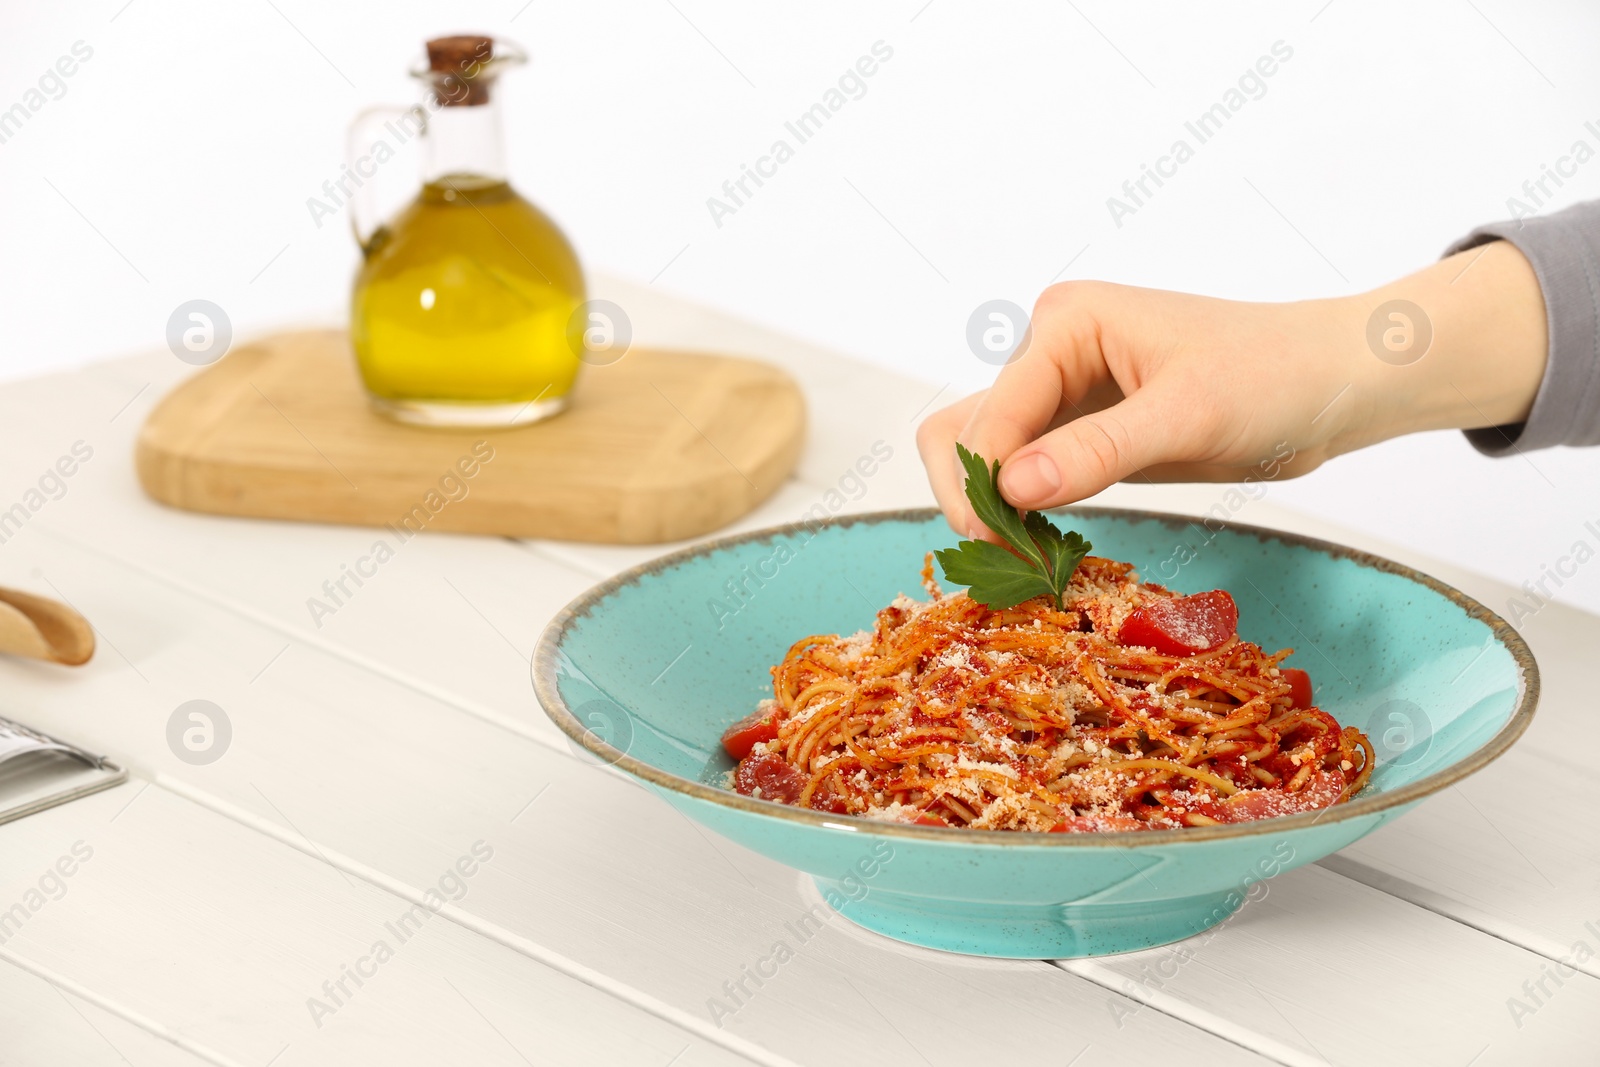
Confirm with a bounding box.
[1349,241,1548,445]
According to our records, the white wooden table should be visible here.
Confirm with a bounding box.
[0,278,1596,1067]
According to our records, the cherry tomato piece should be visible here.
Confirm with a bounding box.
[1221,770,1343,822]
[733,753,805,804]
[1281,667,1313,709]
[720,709,779,760]
[1119,590,1239,656]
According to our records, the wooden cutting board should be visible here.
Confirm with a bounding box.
[136,329,805,544]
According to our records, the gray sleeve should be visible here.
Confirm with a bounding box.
[1444,199,1600,455]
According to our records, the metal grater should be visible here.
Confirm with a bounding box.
[0,715,126,826]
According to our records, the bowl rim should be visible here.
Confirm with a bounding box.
[532,506,1540,847]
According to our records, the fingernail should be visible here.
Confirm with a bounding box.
[999,453,1061,506]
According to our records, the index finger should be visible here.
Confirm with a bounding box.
[957,286,1111,499]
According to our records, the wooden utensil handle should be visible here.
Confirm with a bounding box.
[0,587,95,666]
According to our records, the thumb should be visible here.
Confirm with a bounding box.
[996,385,1193,508]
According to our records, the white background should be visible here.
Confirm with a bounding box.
[3,0,1599,615]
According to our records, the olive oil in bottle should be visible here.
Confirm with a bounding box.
[349,36,584,427]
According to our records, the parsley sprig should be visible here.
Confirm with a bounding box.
[933,444,1092,610]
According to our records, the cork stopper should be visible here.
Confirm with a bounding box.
[424,35,496,106]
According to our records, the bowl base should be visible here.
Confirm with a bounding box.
[815,875,1242,959]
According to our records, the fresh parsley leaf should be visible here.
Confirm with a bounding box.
[952,443,1048,575]
[1024,511,1092,603]
[937,443,1093,609]
[933,539,1056,610]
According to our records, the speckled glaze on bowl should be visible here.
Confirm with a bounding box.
[533,508,1538,959]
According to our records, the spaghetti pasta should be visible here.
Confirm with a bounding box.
[723,553,1374,832]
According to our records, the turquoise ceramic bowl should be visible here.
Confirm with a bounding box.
[533,508,1538,959]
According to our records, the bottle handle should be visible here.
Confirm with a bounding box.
[345,105,426,254]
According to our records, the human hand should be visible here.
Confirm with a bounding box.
[918,241,1547,538]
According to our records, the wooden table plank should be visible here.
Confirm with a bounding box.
[0,782,758,1067]
[0,961,215,1067]
[1060,864,1600,1067]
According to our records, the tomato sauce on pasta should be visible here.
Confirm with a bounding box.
[723,554,1373,832]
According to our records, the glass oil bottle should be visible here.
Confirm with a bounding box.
[349,35,584,427]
